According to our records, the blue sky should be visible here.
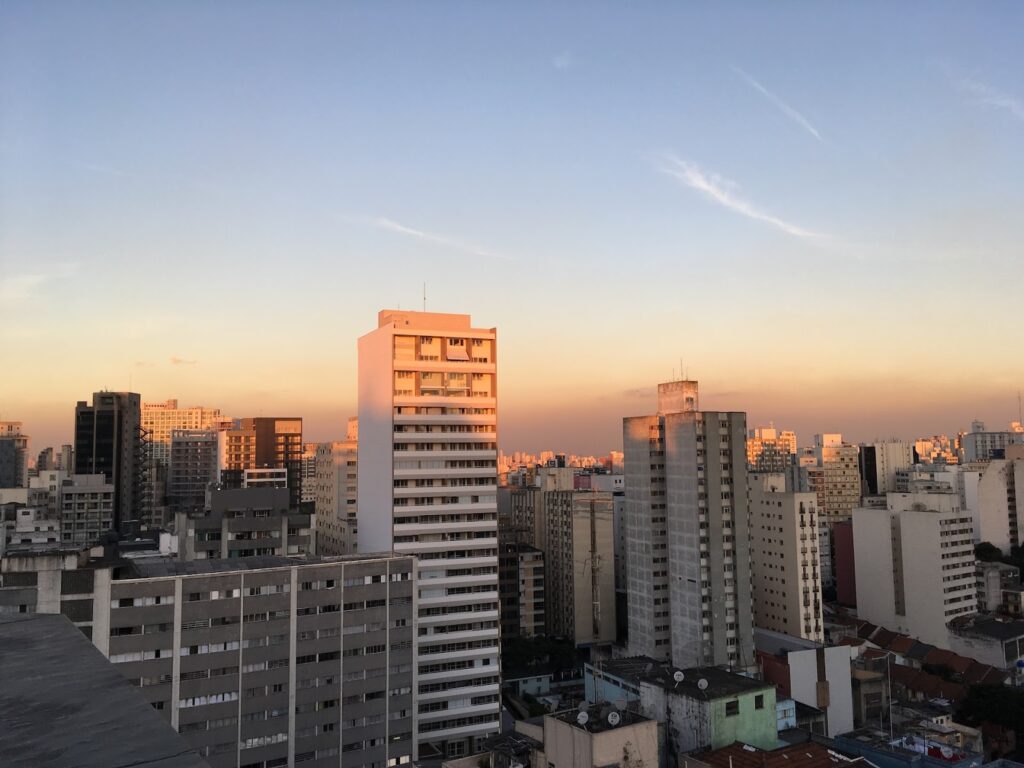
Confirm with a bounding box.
[2,2,1022,453]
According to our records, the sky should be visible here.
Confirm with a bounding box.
[1,2,1022,455]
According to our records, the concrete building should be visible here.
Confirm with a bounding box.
[542,708,658,768]
[314,421,359,556]
[504,488,616,648]
[861,442,915,495]
[2,506,60,550]
[498,542,545,639]
[748,473,823,642]
[357,310,500,757]
[947,615,1024,671]
[586,657,777,756]
[811,435,861,586]
[74,391,147,534]
[747,426,797,473]
[623,380,754,669]
[168,429,222,518]
[834,519,857,607]
[176,487,312,561]
[962,421,1024,462]
[976,562,1019,614]
[60,474,116,545]
[0,421,30,487]
[223,417,304,509]
[975,459,1023,554]
[853,483,977,647]
[755,627,855,738]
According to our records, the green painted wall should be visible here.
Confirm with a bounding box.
[709,687,778,750]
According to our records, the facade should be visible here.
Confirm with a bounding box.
[223,418,304,508]
[168,429,222,518]
[74,391,147,533]
[357,310,501,757]
[975,459,1023,554]
[861,442,915,495]
[314,423,358,556]
[586,658,777,756]
[498,542,545,639]
[505,488,616,647]
[853,483,977,647]
[748,473,823,642]
[976,562,1019,613]
[60,474,116,545]
[0,421,30,487]
[623,380,754,669]
[746,426,797,472]
[301,443,318,504]
[542,708,658,768]
[962,422,1024,462]
[811,434,861,585]
[176,487,312,561]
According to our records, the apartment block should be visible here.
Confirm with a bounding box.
[357,310,501,758]
[623,380,754,669]
[860,441,914,495]
[315,422,359,557]
[74,391,147,533]
[748,473,823,642]
[223,418,304,509]
[746,426,797,473]
[853,483,977,647]
[962,421,1024,462]
[168,429,223,517]
[60,474,116,545]
[498,542,545,640]
[0,421,30,487]
[975,458,1023,554]
[176,487,312,561]
[504,488,615,647]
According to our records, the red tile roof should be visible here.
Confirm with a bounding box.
[699,742,859,768]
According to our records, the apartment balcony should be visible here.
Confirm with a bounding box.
[416,644,498,664]
[419,716,500,742]
[394,520,496,536]
[418,700,501,725]
[418,608,499,627]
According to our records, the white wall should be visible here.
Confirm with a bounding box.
[356,325,396,553]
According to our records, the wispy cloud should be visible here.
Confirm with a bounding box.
[0,262,79,302]
[954,76,1024,123]
[170,356,197,366]
[658,155,822,239]
[369,217,511,261]
[733,67,823,143]
[553,51,573,71]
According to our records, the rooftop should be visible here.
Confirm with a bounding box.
[551,705,651,734]
[0,613,210,768]
[592,656,773,699]
[127,551,406,578]
[698,741,867,768]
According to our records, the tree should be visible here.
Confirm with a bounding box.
[975,542,1003,563]
[956,685,1024,735]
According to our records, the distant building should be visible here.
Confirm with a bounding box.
[975,459,1024,554]
[747,426,797,472]
[314,420,358,556]
[542,707,658,768]
[962,421,1024,462]
[74,392,147,534]
[0,421,30,488]
[623,380,755,669]
[811,434,862,585]
[586,657,777,756]
[167,429,222,517]
[222,417,304,508]
[748,473,823,642]
[861,441,915,495]
[60,474,116,545]
[175,486,312,560]
[505,487,616,647]
[498,541,546,639]
[853,483,977,647]
[976,561,1019,613]
[833,519,857,606]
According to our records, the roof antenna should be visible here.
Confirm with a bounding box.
[423,282,427,312]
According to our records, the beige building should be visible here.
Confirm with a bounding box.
[542,709,658,768]
[314,418,359,556]
[747,426,797,472]
[853,482,977,647]
[357,310,500,758]
[748,473,823,642]
[506,488,616,647]
[975,458,1023,554]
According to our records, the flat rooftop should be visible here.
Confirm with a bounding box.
[551,705,651,734]
[127,551,408,578]
[593,656,773,699]
[0,613,210,768]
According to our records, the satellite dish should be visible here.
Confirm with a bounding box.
[673,671,685,684]
[608,711,621,727]
[697,679,709,691]
[941,747,954,759]
[577,712,589,726]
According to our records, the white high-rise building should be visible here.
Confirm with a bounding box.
[357,310,501,758]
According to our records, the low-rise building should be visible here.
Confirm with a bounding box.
[976,562,1020,614]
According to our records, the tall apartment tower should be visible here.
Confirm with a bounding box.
[223,417,304,508]
[74,391,146,534]
[859,441,914,496]
[746,426,797,472]
[357,310,501,759]
[314,418,359,556]
[0,421,30,487]
[623,380,754,670]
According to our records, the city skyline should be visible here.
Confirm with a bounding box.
[3,2,1023,454]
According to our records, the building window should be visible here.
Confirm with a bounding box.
[755,694,764,710]
[726,700,739,716]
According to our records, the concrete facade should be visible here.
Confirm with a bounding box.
[314,426,358,557]
[975,459,1023,554]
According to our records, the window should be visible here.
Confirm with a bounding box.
[726,700,739,716]
[755,694,764,710]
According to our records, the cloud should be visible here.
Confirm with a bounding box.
[0,262,79,302]
[170,356,197,365]
[368,216,511,261]
[658,154,823,239]
[733,67,823,143]
[553,51,573,71]
[954,76,1024,123]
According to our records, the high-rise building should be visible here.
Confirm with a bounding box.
[498,542,546,640]
[975,458,1023,553]
[74,392,147,534]
[748,473,823,642]
[301,442,318,504]
[859,441,914,496]
[853,481,977,647]
[809,434,861,585]
[0,421,30,488]
[223,417,304,508]
[60,474,116,545]
[961,421,1024,462]
[746,426,797,472]
[357,310,500,758]
[314,419,358,556]
[623,380,754,669]
[167,428,222,516]
[504,488,616,647]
